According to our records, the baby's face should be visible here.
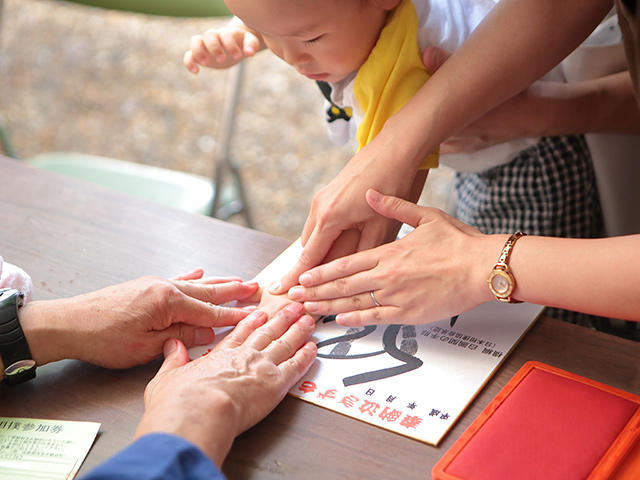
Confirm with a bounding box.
[226,0,394,83]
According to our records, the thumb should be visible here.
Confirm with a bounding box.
[366,189,425,227]
[422,46,451,73]
[157,338,190,375]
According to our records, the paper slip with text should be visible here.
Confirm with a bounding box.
[0,417,100,480]
[193,240,543,445]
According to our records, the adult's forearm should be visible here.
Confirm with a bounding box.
[379,0,612,165]
[542,72,640,134]
[507,235,640,320]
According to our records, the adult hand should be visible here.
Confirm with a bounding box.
[271,161,428,295]
[184,18,262,73]
[422,46,548,152]
[288,190,502,325]
[135,303,317,466]
[19,271,259,369]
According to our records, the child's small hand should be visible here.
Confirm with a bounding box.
[184,21,262,73]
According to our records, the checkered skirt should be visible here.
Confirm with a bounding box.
[455,135,604,326]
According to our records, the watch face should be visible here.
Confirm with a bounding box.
[489,270,514,297]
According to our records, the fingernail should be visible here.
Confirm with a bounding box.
[243,281,259,288]
[368,189,382,202]
[336,313,353,325]
[268,281,281,294]
[298,315,315,326]
[285,302,304,314]
[288,286,304,300]
[164,338,178,356]
[299,273,311,286]
[194,327,214,345]
[247,309,266,322]
[303,301,319,313]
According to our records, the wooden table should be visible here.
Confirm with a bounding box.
[0,156,638,479]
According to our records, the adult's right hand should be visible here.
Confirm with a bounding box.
[20,272,260,369]
[135,302,317,466]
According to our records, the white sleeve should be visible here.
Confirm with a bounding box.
[0,257,34,302]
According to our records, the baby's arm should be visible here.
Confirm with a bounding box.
[184,16,265,73]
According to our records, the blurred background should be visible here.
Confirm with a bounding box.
[0,0,455,241]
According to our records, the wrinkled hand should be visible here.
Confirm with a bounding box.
[288,190,500,325]
[422,46,543,152]
[272,145,423,294]
[136,303,317,465]
[20,270,259,369]
[184,19,262,73]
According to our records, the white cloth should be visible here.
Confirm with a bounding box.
[324,0,567,172]
[0,257,33,302]
[561,10,640,236]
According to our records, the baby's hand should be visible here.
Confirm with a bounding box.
[184,19,261,73]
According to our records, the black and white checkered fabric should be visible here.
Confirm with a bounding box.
[455,135,603,239]
[455,135,605,327]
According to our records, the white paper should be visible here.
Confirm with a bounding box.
[0,417,100,480]
[191,240,542,445]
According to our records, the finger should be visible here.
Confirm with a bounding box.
[272,229,338,294]
[297,250,377,288]
[172,268,204,281]
[190,34,210,66]
[174,280,259,304]
[264,314,315,365]
[157,323,215,349]
[219,30,244,61]
[243,32,260,56]
[190,276,246,285]
[246,302,305,351]
[356,223,383,253]
[156,339,190,375]
[366,189,425,228]
[278,341,317,384]
[183,50,200,74]
[217,310,267,349]
[422,45,451,73]
[202,30,227,63]
[290,268,379,302]
[303,291,380,316]
[172,297,251,328]
[335,306,400,326]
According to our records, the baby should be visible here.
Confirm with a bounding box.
[187,0,602,322]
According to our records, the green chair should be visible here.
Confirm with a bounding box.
[1,0,253,224]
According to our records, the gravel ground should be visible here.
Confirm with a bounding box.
[0,0,455,240]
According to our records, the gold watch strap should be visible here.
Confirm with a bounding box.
[497,232,525,268]
[491,232,526,303]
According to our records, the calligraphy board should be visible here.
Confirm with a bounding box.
[191,241,543,445]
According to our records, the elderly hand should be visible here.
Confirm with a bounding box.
[135,302,317,466]
[288,190,502,325]
[19,270,259,369]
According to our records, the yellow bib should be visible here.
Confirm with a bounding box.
[353,0,439,169]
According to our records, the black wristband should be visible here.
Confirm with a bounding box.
[0,288,36,385]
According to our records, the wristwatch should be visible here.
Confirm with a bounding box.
[0,288,36,385]
[487,232,526,303]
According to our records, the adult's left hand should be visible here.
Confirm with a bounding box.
[288,190,501,325]
[136,302,316,466]
[20,270,259,369]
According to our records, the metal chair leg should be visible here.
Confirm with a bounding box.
[0,115,18,159]
[210,61,253,228]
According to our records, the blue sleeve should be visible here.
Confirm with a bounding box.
[80,433,226,480]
